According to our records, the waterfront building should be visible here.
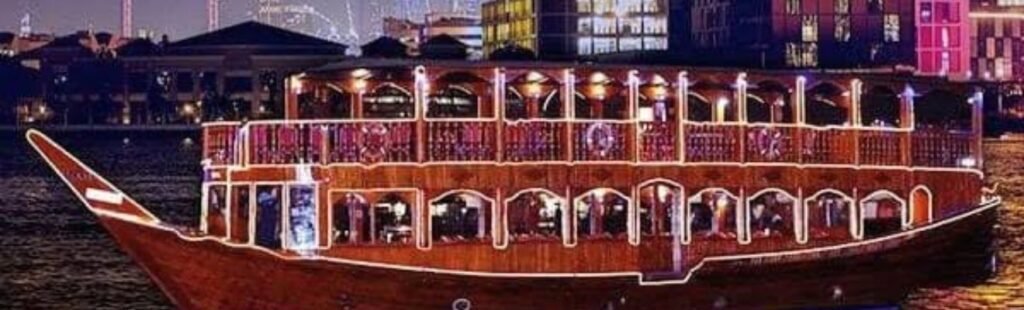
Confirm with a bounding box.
[689,0,917,69]
[13,22,347,125]
[481,0,672,59]
[916,0,971,79]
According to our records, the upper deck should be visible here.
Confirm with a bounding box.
[201,60,984,171]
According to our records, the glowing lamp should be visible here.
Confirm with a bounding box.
[352,78,368,94]
[717,97,730,108]
[959,157,977,168]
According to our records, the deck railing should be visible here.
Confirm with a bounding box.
[203,120,980,169]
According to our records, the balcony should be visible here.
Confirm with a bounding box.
[203,120,980,170]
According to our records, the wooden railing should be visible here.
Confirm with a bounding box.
[202,123,240,166]
[202,120,980,169]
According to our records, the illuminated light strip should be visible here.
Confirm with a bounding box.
[25,130,160,224]
[969,12,1024,20]
[87,189,1001,286]
[85,188,124,205]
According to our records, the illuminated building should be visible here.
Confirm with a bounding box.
[916,0,971,79]
[690,0,917,69]
[424,13,483,59]
[481,0,671,59]
[968,1,1024,81]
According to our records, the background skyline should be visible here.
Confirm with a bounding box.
[0,0,473,42]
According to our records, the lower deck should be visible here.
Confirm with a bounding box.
[199,163,984,275]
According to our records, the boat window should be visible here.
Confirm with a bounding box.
[255,185,283,249]
[861,192,906,238]
[688,190,739,239]
[428,87,479,118]
[230,185,251,243]
[575,189,629,239]
[332,194,371,245]
[287,185,318,251]
[807,192,853,239]
[639,183,683,236]
[748,190,797,239]
[507,191,564,241]
[374,194,414,245]
[430,192,492,243]
[687,94,712,122]
[206,185,227,237]
[364,84,414,119]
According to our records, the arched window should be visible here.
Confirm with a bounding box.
[574,189,630,239]
[254,185,283,249]
[576,72,627,119]
[910,186,933,226]
[287,185,318,251]
[748,81,794,124]
[806,82,849,126]
[507,190,564,241]
[428,86,479,118]
[687,94,712,122]
[860,191,907,238]
[639,75,674,123]
[638,182,683,237]
[506,71,562,119]
[373,194,414,244]
[430,191,492,243]
[915,90,972,131]
[205,185,227,238]
[861,86,900,127]
[805,191,854,240]
[688,189,740,240]
[747,189,797,240]
[364,84,414,118]
[332,193,371,245]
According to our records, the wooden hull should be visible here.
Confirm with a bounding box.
[95,203,997,309]
[24,129,1001,309]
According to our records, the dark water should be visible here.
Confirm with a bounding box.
[0,130,1021,309]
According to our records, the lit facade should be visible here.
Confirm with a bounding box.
[916,0,971,79]
[968,1,1024,81]
[481,0,670,59]
[690,0,917,68]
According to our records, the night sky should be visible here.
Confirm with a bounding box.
[1,0,463,42]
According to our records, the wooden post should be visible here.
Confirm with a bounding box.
[564,69,575,162]
[284,75,301,120]
[679,72,689,162]
[414,66,429,163]
[851,79,863,165]
[495,68,506,162]
[736,73,748,163]
[900,84,915,166]
[795,76,806,164]
[971,89,984,168]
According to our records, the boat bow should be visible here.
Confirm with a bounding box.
[26,129,161,224]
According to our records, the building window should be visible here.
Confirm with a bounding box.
[835,0,849,14]
[786,43,818,67]
[869,0,884,14]
[786,0,801,15]
[884,14,900,42]
[835,15,851,42]
[802,16,818,42]
[920,3,933,23]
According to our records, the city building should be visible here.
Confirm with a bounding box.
[916,0,971,79]
[689,0,917,69]
[969,0,1024,81]
[481,0,671,59]
[382,17,424,47]
[424,13,483,59]
[14,22,347,125]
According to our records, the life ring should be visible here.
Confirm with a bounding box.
[750,127,784,160]
[585,123,616,158]
[360,123,389,163]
